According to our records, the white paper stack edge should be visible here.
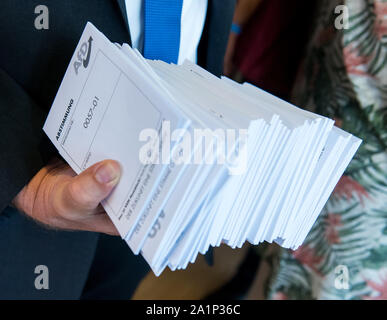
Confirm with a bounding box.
[43,23,362,276]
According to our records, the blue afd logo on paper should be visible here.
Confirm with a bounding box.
[74,36,93,75]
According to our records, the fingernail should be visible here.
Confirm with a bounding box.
[95,162,119,184]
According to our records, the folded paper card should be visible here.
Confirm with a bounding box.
[43,22,362,276]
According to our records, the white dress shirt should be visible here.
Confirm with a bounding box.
[125,0,208,64]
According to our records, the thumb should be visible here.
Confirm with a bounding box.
[62,160,121,213]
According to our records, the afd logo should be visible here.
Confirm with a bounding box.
[74,36,93,75]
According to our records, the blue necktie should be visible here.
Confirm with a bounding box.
[143,0,183,64]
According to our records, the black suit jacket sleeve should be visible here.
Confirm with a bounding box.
[0,0,236,215]
[0,68,48,212]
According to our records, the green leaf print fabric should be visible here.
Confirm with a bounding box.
[267,0,387,300]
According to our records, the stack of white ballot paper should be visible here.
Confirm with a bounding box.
[43,22,362,276]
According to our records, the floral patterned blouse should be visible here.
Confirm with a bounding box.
[267,0,387,299]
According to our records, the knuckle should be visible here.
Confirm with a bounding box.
[68,181,97,210]
[51,191,68,217]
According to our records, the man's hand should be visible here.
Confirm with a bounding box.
[13,158,121,236]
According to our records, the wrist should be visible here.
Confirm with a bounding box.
[12,183,32,215]
[12,162,58,216]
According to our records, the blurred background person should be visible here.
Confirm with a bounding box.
[246,0,387,300]
[223,0,315,100]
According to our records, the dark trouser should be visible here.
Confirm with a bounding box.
[0,206,149,299]
[80,233,149,299]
